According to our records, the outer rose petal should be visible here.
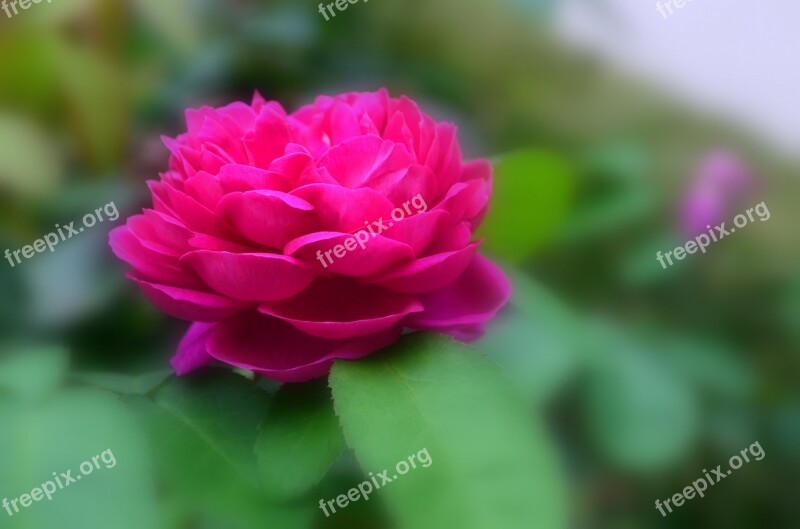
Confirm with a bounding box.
[171,322,216,375]
[365,243,480,293]
[181,250,318,301]
[130,274,246,322]
[206,311,402,383]
[258,277,423,339]
[110,226,199,289]
[406,255,511,329]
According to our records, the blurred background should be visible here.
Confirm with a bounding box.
[0,0,798,528]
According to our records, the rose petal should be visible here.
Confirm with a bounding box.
[317,136,413,188]
[259,277,423,339]
[206,311,402,382]
[182,250,318,301]
[217,190,317,249]
[285,231,414,277]
[131,274,246,322]
[243,104,290,168]
[365,243,480,293]
[406,255,511,328]
[382,209,448,256]
[149,180,226,237]
[110,225,199,288]
[217,164,293,194]
[291,184,395,233]
[171,322,216,375]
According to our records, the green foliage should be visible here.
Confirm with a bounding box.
[0,346,69,402]
[72,369,173,396]
[330,333,568,529]
[126,371,315,529]
[256,380,346,500]
[478,267,584,405]
[126,371,267,499]
[0,374,159,529]
[583,322,700,472]
[0,113,62,198]
[562,142,655,242]
[479,149,575,263]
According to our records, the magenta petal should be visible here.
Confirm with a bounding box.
[171,322,216,375]
[382,209,449,256]
[217,164,293,194]
[131,274,245,322]
[434,179,490,226]
[326,101,363,145]
[317,135,413,188]
[127,210,193,257]
[259,277,423,339]
[182,250,318,301]
[285,231,414,277]
[406,255,511,328]
[184,171,225,210]
[206,311,402,382]
[268,150,332,187]
[243,104,290,168]
[291,184,395,233]
[110,225,199,288]
[149,180,225,237]
[365,243,480,293]
[217,190,317,249]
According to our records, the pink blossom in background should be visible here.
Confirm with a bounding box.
[110,89,511,382]
[680,150,754,237]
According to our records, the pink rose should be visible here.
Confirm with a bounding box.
[110,89,511,382]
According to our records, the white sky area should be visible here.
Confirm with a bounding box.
[554,0,800,158]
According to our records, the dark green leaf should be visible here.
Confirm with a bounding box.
[126,370,268,501]
[256,380,345,500]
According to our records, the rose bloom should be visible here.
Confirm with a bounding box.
[111,89,511,382]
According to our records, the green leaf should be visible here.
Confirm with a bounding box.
[0,389,160,529]
[126,370,268,503]
[256,380,345,500]
[562,142,654,242]
[72,370,172,396]
[330,333,567,529]
[584,322,700,472]
[478,267,583,404]
[478,149,575,263]
[0,346,69,402]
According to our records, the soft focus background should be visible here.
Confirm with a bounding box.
[0,0,798,528]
